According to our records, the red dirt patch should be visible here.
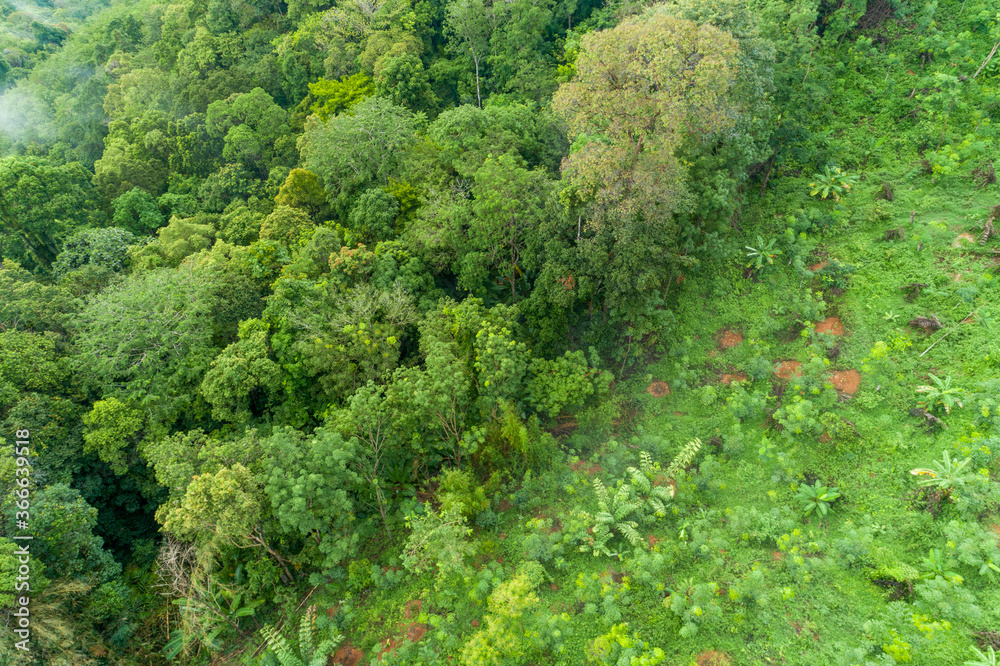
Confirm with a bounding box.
[718,330,744,349]
[333,643,364,666]
[720,372,748,384]
[819,433,831,444]
[775,361,802,379]
[809,261,828,272]
[830,369,861,394]
[953,233,977,248]
[403,600,422,620]
[696,650,733,666]
[990,524,999,546]
[647,534,659,548]
[570,460,603,476]
[814,316,844,336]
[647,381,670,397]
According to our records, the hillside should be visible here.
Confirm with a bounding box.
[0,0,998,664]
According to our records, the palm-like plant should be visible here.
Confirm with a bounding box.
[915,374,964,415]
[809,166,859,202]
[795,481,841,517]
[910,449,974,496]
[745,235,782,271]
[965,646,998,666]
[919,548,961,582]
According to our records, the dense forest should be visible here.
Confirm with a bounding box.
[1,0,1000,663]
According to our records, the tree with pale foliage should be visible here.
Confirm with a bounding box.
[552,11,741,334]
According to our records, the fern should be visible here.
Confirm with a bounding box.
[261,605,343,666]
[583,445,701,556]
[666,438,703,481]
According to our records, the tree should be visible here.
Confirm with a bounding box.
[275,168,330,220]
[261,427,359,581]
[52,227,140,280]
[71,266,218,418]
[299,96,423,214]
[552,11,740,336]
[445,0,493,107]
[112,187,165,236]
[308,73,375,121]
[0,157,102,270]
[327,382,400,542]
[459,153,557,300]
[207,88,294,174]
[129,213,216,270]
[82,397,145,476]
[0,261,80,334]
[347,188,399,245]
[2,483,120,583]
[200,319,283,424]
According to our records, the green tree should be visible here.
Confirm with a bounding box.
[261,427,359,581]
[0,261,80,334]
[2,483,120,582]
[0,157,103,270]
[52,227,140,280]
[308,73,376,121]
[299,96,423,214]
[347,188,399,245]
[552,10,740,336]
[71,267,219,419]
[82,397,145,476]
[112,187,166,236]
[130,213,216,270]
[200,319,283,424]
[445,0,493,107]
[275,168,330,220]
[207,88,294,174]
[459,153,557,300]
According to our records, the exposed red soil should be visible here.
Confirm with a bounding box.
[952,233,977,248]
[332,643,364,666]
[809,261,829,272]
[697,650,733,666]
[720,372,748,384]
[648,535,659,548]
[819,433,831,443]
[775,361,802,379]
[674,411,686,417]
[403,600,422,619]
[647,381,670,397]
[570,460,603,476]
[718,330,744,349]
[830,369,861,394]
[814,316,844,336]
[990,524,999,546]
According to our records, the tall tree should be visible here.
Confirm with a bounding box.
[0,157,102,270]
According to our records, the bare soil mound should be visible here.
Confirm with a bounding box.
[830,369,861,394]
[333,643,364,666]
[809,261,828,272]
[720,372,748,384]
[815,316,844,336]
[775,361,802,379]
[647,381,670,397]
[952,233,977,248]
[718,330,744,349]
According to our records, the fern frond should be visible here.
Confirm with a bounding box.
[666,438,703,480]
[639,450,655,476]
[298,606,315,659]
[626,466,652,494]
[593,478,611,512]
[617,522,643,547]
[309,634,344,666]
[262,625,305,666]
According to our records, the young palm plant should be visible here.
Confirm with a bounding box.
[915,374,964,415]
[910,449,974,499]
[795,481,841,517]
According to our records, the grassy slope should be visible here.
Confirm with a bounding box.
[296,3,1000,664]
